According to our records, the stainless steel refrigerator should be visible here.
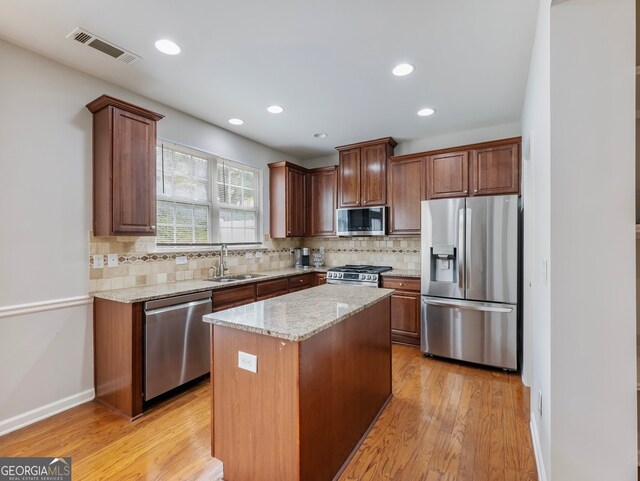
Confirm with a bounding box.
[421,195,519,370]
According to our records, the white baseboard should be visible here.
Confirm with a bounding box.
[0,388,95,436]
[530,415,547,481]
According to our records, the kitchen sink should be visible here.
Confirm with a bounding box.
[205,273,266,283]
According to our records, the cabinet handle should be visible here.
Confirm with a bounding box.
[399,283,404,286]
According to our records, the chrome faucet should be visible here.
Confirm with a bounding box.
[220,244,229,277]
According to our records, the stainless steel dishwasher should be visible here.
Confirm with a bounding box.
[144,291,212,401]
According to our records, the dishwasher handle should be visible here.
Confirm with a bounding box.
[145,298,211,317]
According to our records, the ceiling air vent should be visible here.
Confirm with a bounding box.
[66,27,141,65]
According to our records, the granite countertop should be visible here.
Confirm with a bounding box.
[203,284,394,342]
[381,269,421,278]
[91,267,327,303]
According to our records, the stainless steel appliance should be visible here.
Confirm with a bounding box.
[293,248,303,268]
[302,247,310,267]
[144,291,212,401]
[336,206,386,236]
[326,265,392,287]
[421,195,519,370]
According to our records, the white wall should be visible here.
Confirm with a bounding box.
[0,39,298,433]
[303,121,522,168]
[548,0,636,479]
[523,0,637,479]
[520,0,552,476]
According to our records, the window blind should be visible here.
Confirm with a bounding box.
[156,142,261,245]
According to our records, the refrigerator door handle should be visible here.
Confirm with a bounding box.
[457,208,465,289]
[424,298,514,314]
[465,206,471,289]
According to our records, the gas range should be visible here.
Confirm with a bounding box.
[326,265,393,287]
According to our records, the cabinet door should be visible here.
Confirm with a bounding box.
[338,148,361,207]
[310,167,338,236]
[360,143,387,206]
[390,291,420,345]
[388,158,424,234]
[426,151,469,199]
[286,168,307,236]
[112,108,157,235]
[470,143,520,196]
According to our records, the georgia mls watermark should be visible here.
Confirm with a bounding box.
[0,457,71,481]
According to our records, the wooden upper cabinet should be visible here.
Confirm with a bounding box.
[387,157,425,235]
[421,137,521,200]
[87,95,163,236]
[470,142,520,196]
[336,137,396,208]
[426,151,469,199]
[269,162,308,238]
[338,148,361,207]
[309,166,338,236]
[361,143,387,205]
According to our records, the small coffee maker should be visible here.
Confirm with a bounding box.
[301,248,310,268]
[293,248,303,268]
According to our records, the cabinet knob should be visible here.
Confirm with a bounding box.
[474,189,478,193]
[151,225,156,229]
[464,190,468,194]
[399,283,404,286]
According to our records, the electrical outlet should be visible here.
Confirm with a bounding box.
[538,390,543,416]
[245,252,254,259]
[319,246,324,254]
[176,256,188,265]
[255,251,263,259]
[238,351,257,373]
[107,253,119,268]
[93,255,104,269]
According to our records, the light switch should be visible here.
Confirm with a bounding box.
[93,255,104,269]
[238,351,257,373]
[108,253,119,268]
[245,252,254,259]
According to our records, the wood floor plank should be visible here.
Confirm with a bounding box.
[0,345,537,481]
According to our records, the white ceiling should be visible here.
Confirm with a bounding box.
[0,0,538,160]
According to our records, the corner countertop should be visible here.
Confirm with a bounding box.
[91,267,327,304]
[380,269,421,278]
[203,284,393,342]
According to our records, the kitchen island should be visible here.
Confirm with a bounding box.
[203,284,393,481]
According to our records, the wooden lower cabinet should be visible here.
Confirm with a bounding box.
[315,272,327,286]
[289,273,315,292]
[381,276,421,346]
[212,284,256,312]
[256,278,289,301]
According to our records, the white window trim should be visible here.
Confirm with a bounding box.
[155,139,264,248]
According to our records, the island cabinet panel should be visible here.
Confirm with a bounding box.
[93,298,143,419]
[299,297,391,481]
[309,166,338,236]
[212,326,300,481]
[211,284,256,312]
[387,156,425,235]
[210,294,392,481]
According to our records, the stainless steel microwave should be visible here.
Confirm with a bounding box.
[336,206,386,236]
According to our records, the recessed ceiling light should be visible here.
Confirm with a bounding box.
[155,39,181,55]
[314,133,327,138]
[228,118,244,125]
[417,108,436,117]
[392,63,414,76]
[267,105,284,114]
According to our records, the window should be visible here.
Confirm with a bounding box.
[156,142,261,245]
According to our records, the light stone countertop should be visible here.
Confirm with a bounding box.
[203,284,393,342]
[91,267,327,303]
[380,269,421,278]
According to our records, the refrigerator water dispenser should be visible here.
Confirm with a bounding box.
[431,245,457,283]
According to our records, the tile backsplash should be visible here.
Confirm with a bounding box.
[89,234,420,292]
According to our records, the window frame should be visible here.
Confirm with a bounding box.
[155,140,263,247]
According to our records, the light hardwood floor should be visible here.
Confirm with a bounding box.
[0,345,537,481]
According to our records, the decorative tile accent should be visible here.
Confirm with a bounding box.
[89,233,421,292]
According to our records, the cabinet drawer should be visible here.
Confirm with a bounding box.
[381,277,420,292]
[315,273,327,286]
[256,278,289,298]
[289,273,315,290]
[212,284,256,311]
